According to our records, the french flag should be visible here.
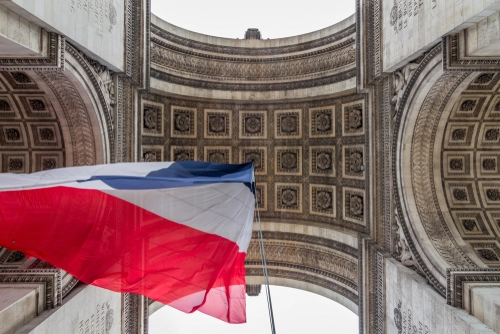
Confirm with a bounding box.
[0,161,255,323]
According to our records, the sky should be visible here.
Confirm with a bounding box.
[149,1,357,332]
[151,0,356,39]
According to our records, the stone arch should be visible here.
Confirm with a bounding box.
[394,44,500,292]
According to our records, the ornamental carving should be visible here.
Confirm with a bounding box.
[394,211,415,267]
[175,114,190,131]
[317,191,333,209]
[453,189,468,201]
[40,128,55,141]
[282,189,297,206]
[276,183,302,212]
[349,152,363,173]
[171,108,196,138]
[0,101,11,111]
[205,147,231,164]
[5,128,20,141]
[452,128,466,140]
[11,72,31,83]
[348,108,362,129]
[144,109,157,130]
[6,251,25,263]
[43,159,56,170]
[310,146,335,176]
[240,111,266,138]
[208,115,226,133]
[487,189,500,201]
[350,195,363,216]
[485,129,499,141]
[478,249,499,261]
[310,107,334,138]
[275,110,301,138]
[483,159,496,170]
[29,99,46,111]
[9,159,23,171]
[474,73,495,84]
[79,52,116,107]
[392,63,419,114]
[205,110,231,138]
[151,43,355,80]
[317,153,332,170]
[246,242,358,285]
[460,100,476,111]
[316,114,331,131]
[449,159,463,170]
[462,219,476,231]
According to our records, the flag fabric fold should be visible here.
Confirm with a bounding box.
[0,161,255,323]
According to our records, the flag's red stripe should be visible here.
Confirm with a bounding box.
[0,187,246,317]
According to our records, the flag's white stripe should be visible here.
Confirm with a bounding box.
[103,183,255,251]
[0,162,175,190]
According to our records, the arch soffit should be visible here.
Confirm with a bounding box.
[149,15,357,101]
[395,44,500,292]
[395,46,472,291]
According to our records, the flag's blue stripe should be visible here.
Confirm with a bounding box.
[78,161,254,190]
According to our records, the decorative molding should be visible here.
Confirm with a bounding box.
[0,32,65,71]
[252,231,358,258]
[151,42,355,81]
[246,267,358,304]
[447,268,500,308]
[150,68,357,92]
[151,24,356,56]
[0,269,62,309]
[444,34,500,71]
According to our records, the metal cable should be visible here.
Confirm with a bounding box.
[252,180,277,334]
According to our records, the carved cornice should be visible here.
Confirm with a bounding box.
[0,32,65,71]
[152,37,355,63]
[444,34,500,71]
[151,24,356,56]
[151,42,355,82]
[253,231,358,258]
[246,267,358,304]
[0,269,62,309]
[151,68,356,91]
[447,268,500,308]
[246,243,358,288]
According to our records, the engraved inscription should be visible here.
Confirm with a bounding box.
[69,0,117,37]
[390,0,436,34]
[77,302,114,334]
